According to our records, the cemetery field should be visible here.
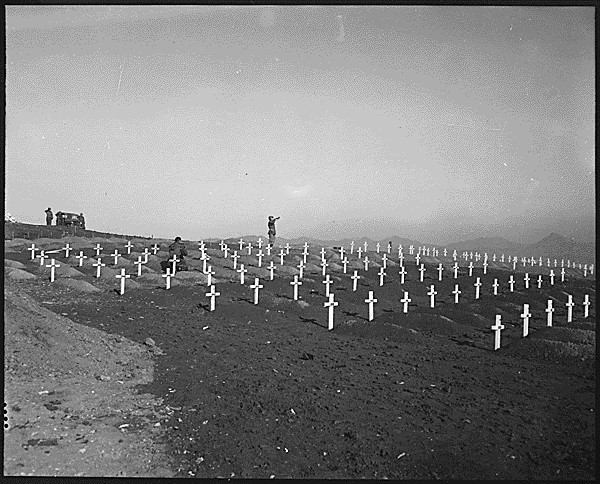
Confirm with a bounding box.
[4,237,596,479]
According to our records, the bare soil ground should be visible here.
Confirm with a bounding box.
[4,237,596,479]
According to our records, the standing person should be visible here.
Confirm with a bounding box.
[45,207,53,226]
[161,236,188,272]
[267,215,281,248]
[78,213,86,230]
[55,211,63,226]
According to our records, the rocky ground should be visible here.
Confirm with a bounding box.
[4,235,596,479]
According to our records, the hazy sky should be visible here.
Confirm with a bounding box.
[5,6,595,244]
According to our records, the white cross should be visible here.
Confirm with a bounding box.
[342,257,349,274]
[398,254,405,266]
[468,262,474,277]
[265,245,272,256]
[151,243,159,254]
[237,264,247,285]
[94,243,103,257]
[474,277,482,299]
[452,284,461,304]
[238,238,244,251]
[508,275,515,292]
[482,260,488,275]
[493,254,496,262]
[560,267,565,283]
[279,249,285,265]
[376,242,380,254]
[250,278,263,305]
[199,241,205,253]
[363,241,368,252]
[453,263,459,279]
[116,268,131,295]
[401,291,411,313]
[492,278,499,296]
[583,265,587,277]
[521,257,527,266]
[142,248,150,263]
[566,294,574,323]
[365,291,377,321]
[418,264,426,283]
[350,241,355,254]
[134,256,144,276]
[206,265,215,286]
[590,264,594,275]
[201,253,209,274]
[285,243,290,255]
[303,242,309,252]
[378,267,386,286]
[437,263,443,281]
[363,256,369,271]
[475,252,480,262]
[75,251,88,267]
[512,258,517,271]
[524,273,530,289]
[257,249,264,268]
[338,246,345,259]
[357,247,363,259]
[583,295,590,318]
[409,245,414,255]
[112,250,121,265]
[500,254,505,263]
[162,268,172,290]
[323,274,333,297]
[492,315,504,350]
[302,251,308,265]
[452,249,457,260]
[93,258,105,278]
[247,243,252,255]
[321,259,329,276]
[232,251,240,270]
[290,275,302,300]
[443,248,447,257]
[545,299,554,327]
[46,259,60,282]
[539,257,543,266]
[549,270,555,285]
[351,270,361,291]
[415,253,421,266]
[324,293,339,331]
[264,260,274,281]
[398,266,406,284]
[536,275,543,289]
[398,246,403,258]
[387,242,392,254]
[561,259,564,267]
[27,243,37,260]
[219,240,225,251]
[521,304,531,337]
[63,243,72,258]
[257,238,263,249]
[381,253,388,269]
[567,260,570,268]
[320,247,326,260]
[469,251,474,260]
[170,255,179,276]
[37,250,47,266]
[427,285,437,308]
[206,285,220,311]
[125,241,133,254]
[223,245,230,258]
[554,259,557,267]
[297,261,305,279]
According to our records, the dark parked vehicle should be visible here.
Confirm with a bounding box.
[56,211,85,228]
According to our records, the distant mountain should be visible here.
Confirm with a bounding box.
[445,237,525,253]
[523,233,595,263]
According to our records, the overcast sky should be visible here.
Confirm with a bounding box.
[5,6,595,244]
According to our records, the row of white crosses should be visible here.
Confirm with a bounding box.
[491,294,591,350]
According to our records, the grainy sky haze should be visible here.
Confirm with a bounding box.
[5,6,595,244]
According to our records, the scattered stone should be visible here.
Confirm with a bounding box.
[145,338,156,347]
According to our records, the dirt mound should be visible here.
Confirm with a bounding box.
[501,337,595,370]
[335,318,428,344]
[4,238,32,249]
[6,268,38,280]
[377,310,476,337]
[56,279,102,293]
[5,259,27,269]
[136,273,183,287]
[529,327,595,345]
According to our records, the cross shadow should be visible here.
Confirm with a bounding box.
[342,310,359,317]
[299,316,325,329]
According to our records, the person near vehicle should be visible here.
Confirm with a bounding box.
[78,213,86,230]
[55,211,64,226]
[45,207,53,226]
[267,215,280,248]
[161,236,188,272]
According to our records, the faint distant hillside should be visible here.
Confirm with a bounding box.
[523,233,595,263]
[445,237,525,254]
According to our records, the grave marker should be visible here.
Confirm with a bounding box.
[351,270,361,291]
[46,259,60,282]
[134,256,144,276]
[545,300,554,327]
[566,295,574,323]
[285,243,291,255]
[238,264,247,285]
[170,255,179,276]
[357,247,363,259]
[323,274,333,297]
[257,249,264,268]
[363,256,369,271]
[365,291,377,321]
[363,241,368,252]
[265,245,271,256]
[492,315,504,350]
[398,266,406,285]
[232,251,240,270]
[116,268,131,295]
[250,278,263,305]
[468,262,474,277]
[279,249,285,265]
[152,244,160,255]
[376,242,380,254]
[206,265,215,286]
[427,285,437,308]
[378,267,386,286]
[321,259,329,276]
[536,275,543,289]
[583,265,587,277]
[387,242,392,254]
[247,243,252,256]
[549,270,555,285]
[437,263,444,281]
[290,275,302,301]
[94,243,103,257]
[398,254,405,266]
[223,245,230,258]
[257,238,263,249]
[38,250,47,266]
[142,248,150,263]
[382,253,388,269]
[350,241,355,254]
[443,248,448,257]
[560,268,565,283]
[63,243,72,258]
[415,253,421,266]
[583,295,590,318]
[521,304,532,337]
[418,264,426,283]
[75,251,88,267]
[206,285,220,311]
[512,258,517,271]
[409,245,414,255]
[401,291,411,313]
[500,254,505,263]
[162,269,172,290]
[339,246,345,259]
[492,254,496,262]
[453,284,461,304]
[508,275,515,292]
[492,278,499,296]
[268,261,275,281]
[474,277,482,299]
[93,258,105,278]
[297,261,305,279]
[524,273,530,289]
[27,243,37,260]
[125,241,133,255]
[483,260,488,275]
[320,247,326,260]
[239,238,244,251]
[112,250,121,266]
[453,262,459,279]
[342,257,349,274]
[325,293,339,330]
